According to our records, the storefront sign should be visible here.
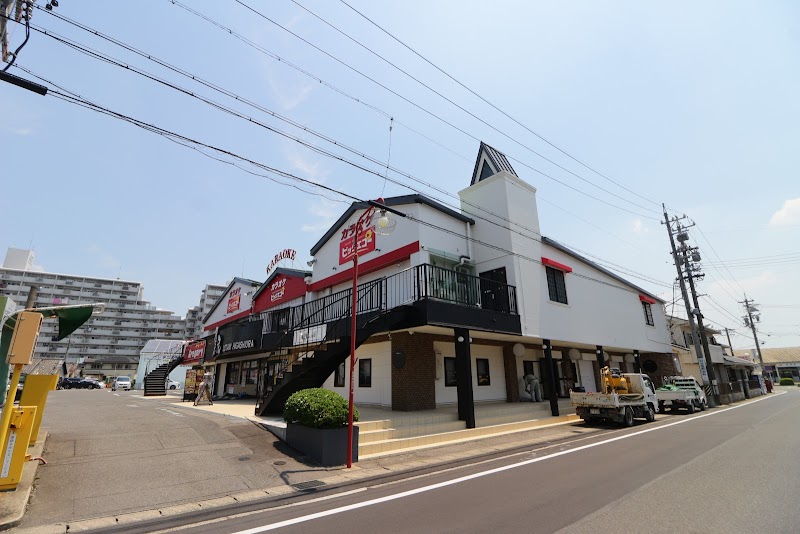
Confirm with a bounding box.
[339,207,377,264]
[267,249,297,273]
[339,227,376,264]
[269,277,287,303]
[184,340,206,364]
[227,287,241,314]
[218,320,263,357]
[183,368,203,402]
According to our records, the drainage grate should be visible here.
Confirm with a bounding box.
[292,480,326,491]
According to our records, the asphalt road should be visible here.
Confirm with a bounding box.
[153,389,799,534]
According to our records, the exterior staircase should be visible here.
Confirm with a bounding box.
[143,355,184,396]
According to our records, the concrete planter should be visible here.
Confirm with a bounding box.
[285,424,359,466]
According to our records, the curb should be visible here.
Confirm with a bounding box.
[0,432,48,531]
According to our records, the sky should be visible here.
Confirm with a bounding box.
[2,0,798,349]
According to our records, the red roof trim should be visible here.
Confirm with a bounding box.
[309,241,420,292]
[203,309,251,332]
[639,294,657,305]
[541,257,573,273]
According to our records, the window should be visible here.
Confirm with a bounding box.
[444,357,457,387]
[244,360,259,385]
[642,301,654,326]
[546,267,568,304]
[523,360,535,377]
[227,362,240,385]
[358,359,372,388]
[334,362,345,388]
[476,358,490,386]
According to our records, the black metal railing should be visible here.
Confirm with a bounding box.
[252,263,518,343]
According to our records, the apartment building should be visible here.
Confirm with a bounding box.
[0,248,185,368]
[185,283,227,340]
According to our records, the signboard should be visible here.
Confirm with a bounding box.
[339,227,376,264]
[339,206,377,265]
[183,368,202,402]
[697,355,710,384]
[269,277,287,304]
[267,249,297,273]
[227,287,241,314]
[184,339,206,364]
[293,324,327,346]
[218,320,262,357]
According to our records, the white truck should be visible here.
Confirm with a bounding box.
[571,368,659,426]
[656,376,707,413]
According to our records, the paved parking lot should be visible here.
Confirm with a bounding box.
[21,389,336,527]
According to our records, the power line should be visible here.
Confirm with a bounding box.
[222,0,661,220]
[30,15,665,292]
[336,0,663,210]
[40,80,661,299]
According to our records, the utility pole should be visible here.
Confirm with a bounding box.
[724,328,735,357]
[683,252,721,406]
[662,205,719,407]
[741,297,766,374]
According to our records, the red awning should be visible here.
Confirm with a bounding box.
[639,294,657,305]
[541,257,573,273]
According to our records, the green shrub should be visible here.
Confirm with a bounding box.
[779,377,795,386]
[284,388,358,429]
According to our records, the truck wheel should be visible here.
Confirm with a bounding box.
[623,407,634,427]
[658,401,665,413]
[700,400,707,411]
[644,404,655,422]
[687,402,696,414]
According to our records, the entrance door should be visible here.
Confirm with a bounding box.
[479,267,509,312]
[538,358,563,399]
[579,360,597,393]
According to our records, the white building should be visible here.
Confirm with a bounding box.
[0,248,185,376]
[185,283,227,340]
[203,143,676,424]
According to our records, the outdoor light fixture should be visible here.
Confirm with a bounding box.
[377,210,390,229]
[457,336,465,343]
[306,259,316,267]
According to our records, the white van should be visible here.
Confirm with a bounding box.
[112,376,131,391]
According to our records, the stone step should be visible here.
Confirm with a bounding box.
[358,420,467,444]
[358,414,580,458]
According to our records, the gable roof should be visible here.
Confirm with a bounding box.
[542,237,663,303]
[252,267,311,301]
[202,276,261,323]
[734,346,800,365]
[310,194,475,256]
[471,142,517,185]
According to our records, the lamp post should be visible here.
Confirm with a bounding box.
[346,252,359,468]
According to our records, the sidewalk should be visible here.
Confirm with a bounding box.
[13,389,782,533]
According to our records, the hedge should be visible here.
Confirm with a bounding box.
[779,377,795,386]
[284,388,358,429]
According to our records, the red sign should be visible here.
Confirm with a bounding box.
[269,277,287,303]
[184,340,206,364]
[227,287,241,314]
[267,249,296,273]
[340,227,376,264]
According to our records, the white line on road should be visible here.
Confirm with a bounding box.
[231,392,788,534]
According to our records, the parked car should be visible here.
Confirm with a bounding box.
[112,376,132,391]
[165,378,181,390]
[61,377,101,390]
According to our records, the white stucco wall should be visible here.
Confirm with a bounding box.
[433,342,506,405]
[322,341,391,407]
[203,280,258,329]
[537,242,671,353]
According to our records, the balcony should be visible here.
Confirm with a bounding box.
[256,263,520,344]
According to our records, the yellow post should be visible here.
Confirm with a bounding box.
[0,364,23,459]
[0,404,37,490]
[19,374,58,445]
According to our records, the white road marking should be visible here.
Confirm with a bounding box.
[159,408,184,417]
[113,393,120,397]
[231,392,787,534]
[126,404,139,408]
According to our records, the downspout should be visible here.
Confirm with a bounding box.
[465,221,473,261]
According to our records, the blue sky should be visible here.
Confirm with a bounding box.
[2,1,798,349]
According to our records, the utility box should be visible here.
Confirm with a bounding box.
[0,405,37,491]
[7,311,42,365]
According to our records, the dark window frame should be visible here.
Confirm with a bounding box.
[334,362,345,388]
[358,358,372,388]
[444,357,457,387]
[545,266,568,304]
[642,301,655,326]
[476,358,490,386]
